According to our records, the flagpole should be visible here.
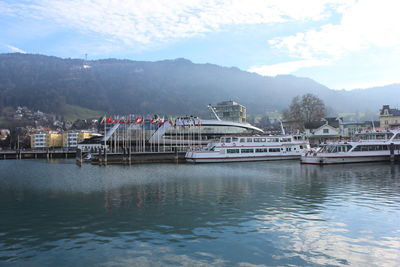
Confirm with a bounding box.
[104,114,106,150]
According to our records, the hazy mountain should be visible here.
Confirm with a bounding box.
[0,53,397,117]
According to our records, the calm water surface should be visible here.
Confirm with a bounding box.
[0,160,399,266]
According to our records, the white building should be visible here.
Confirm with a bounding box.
[30,133,47,148]
[304,117,342,145]
[64,132,79,148]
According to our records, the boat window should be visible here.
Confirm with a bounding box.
[268,138,279,142]
[225,138,231,143]
[300,145,303,149]
[393,134,400,140]
[232,137,238,142]
[227,149,240,154]
[241,149,254,153]
[353,145,388,151]
[247,138,253,142]
[269,148,280,152]
[286,147,292,151]
[240,138,246,142]
[322,145,336,153]
[255,148,268,153]
[280,138,291,142]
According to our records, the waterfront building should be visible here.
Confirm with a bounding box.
[30,130,95,149]
[30,133,47,148]
[380,105,400,130]
[30,131,62,148]
[342,121,380,137]
[46,132,63,148]
[62,130,95,148]
[304,117,342,145]
[212,101,246,123]
[83,115,264,153]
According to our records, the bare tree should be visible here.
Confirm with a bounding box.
[283,93,326,130]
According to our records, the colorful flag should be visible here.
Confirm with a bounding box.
[106,117,112,123]
[135,116,143,124]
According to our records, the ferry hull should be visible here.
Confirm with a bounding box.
[300,154,390,165]
[186,153,300,163]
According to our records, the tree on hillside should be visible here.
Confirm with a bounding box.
[282,93,326,130]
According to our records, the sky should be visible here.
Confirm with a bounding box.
[1,0,400,90]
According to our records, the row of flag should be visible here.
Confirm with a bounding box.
[100,116,202,127]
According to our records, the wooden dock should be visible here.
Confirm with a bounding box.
[85,151,187,165]
[0,150,76,160]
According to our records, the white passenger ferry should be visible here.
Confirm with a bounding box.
[301,130,400,165]
[185,135,309,163]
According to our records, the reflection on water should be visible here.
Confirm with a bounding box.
[0,160,400,266]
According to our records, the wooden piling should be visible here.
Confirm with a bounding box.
[390,143,395,162]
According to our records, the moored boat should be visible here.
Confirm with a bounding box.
[185,135,309,163]
[301,130,400,164]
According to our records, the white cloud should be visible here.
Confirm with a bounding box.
[4,44,27,53]
[248,59,331,76]
[269,0,400,60]
[0,0,347,47]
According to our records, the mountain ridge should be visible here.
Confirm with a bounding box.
[0,53,397,117]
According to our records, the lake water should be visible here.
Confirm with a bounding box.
[0,160,399,266]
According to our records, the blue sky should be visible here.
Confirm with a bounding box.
[1,0,399,90]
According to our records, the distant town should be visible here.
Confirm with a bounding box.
[0,100,399,151]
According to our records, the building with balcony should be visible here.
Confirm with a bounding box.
[30,131,95,149]
[62,131,94,148]
[30,132,62,148]
[212,101,246,123]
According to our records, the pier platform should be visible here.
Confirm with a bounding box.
[88,151,187,165]
[0,150,76,160]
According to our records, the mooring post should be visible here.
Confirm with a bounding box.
[123,148,126,164]
[390,143,395,162]
[98,149,102,166]
[175,147,179,164]
[128,147,132,165]
[104,147,107,166]
[75,148,82,166]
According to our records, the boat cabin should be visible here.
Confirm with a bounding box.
[219,136,296,144]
